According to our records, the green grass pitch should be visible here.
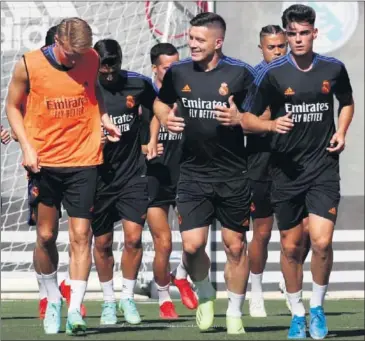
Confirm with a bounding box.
[1,299,364,340]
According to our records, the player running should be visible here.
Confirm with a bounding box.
[140,43,198,319]
[91,39,156,326]
[154,12,278,334]
[6,18,120,335]
[241,4,354,339]
[247,24,311,317]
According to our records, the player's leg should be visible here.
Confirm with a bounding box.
[59,242,88,318]
[94,231,117,324]
[177,180,215,331]
[117,175,148,324]
[36,202,63,333]
[148,175,197,313]
[248,180,274,317]
[33,169,63,334]
[216,179,250,334]
[91,188,118,325]
[279,216,311,314]
[275,195,308,339]
[170,205,198,311]
[306,181,340,340]
[147,205,178,318]
[62,168,97,335]
[118,219,143,324]
[27,174,48,319]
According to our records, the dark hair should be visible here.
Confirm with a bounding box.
[260,25,284,39]
[190,12,226,33]
[282,4,316,28]
[93,39,122,66]
[45,25,58,46]
[150,43,178,65]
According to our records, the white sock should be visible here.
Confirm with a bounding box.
[310,281,328,308]
[64,271,71,286]
[100,279,116,303]
[250,272,263,300]
[68,280,87,313]
[42,271,62,303]
[36,272,47,300]
[120,278,136,300]
[226,290,245,318]
[175,260,188,280]
[193,275,216,301]
[156,282,172,306]
[287,290,305,317]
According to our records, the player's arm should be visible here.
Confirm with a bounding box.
[153,68,184,133]
[95,81,121,142]
[5,58,31,151]
[327,64,354,153]
[140,79,163,159]
[6,58,41,173]
[240,72,293,134]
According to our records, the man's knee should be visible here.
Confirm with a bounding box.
[124,232,142,250]
[311,236,332,257]
[183,239,206,257]
[37,224,58,247]
[224,239,246,263]
[253,228,272,245]
[94,233,113,253]
[154,235,172,256]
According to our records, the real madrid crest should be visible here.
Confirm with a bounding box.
[321,80,331,94]
[219,82,229,96]
[126,95,135,108]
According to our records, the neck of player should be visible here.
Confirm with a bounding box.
[290,50,315,72]
[197,51,223,72]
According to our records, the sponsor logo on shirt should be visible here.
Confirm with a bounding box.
[182,97,227,119]
[181,84,191,92]
[285,102,329,123]
[328,207,337,215]
[284,87,295,96]
[106,114,134,134]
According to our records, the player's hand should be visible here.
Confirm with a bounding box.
[1,127,11,145]
[270,112,294,134]
[103,122,121,142]
[327,131,345,153]
[214,95,241,126]
[166,103,184,133]
[100,125,107,145]
[147,141,164,160]
[22,144,41,173]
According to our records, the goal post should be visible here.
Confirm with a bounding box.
[1,1,214,298]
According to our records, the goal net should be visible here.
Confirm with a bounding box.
[1,1,214,297]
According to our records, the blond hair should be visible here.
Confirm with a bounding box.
[57,17,92,53]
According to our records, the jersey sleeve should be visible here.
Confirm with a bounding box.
[240,70,276,116]
[157,67,178,105]
[334,63,353,107]
[141,79,157,111]
[232,67,256,108]
[139,106,151,145]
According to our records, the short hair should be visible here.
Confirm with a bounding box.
[45,25,58,46]
[282,4,316,28]
[150,43,178,65]
[93,39,122,67]
[56,17,93,52]
[260,25,284,39]
[190,12,226,34]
